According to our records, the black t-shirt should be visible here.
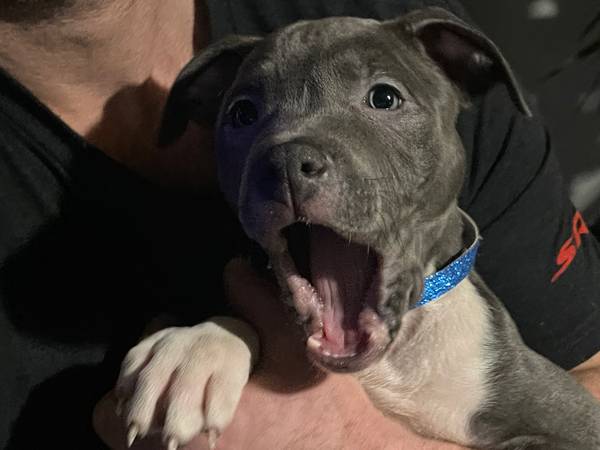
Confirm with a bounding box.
[1,0,599,448]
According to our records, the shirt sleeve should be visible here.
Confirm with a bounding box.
[458,83,600,369]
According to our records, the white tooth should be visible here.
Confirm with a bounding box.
[307,335,322,351]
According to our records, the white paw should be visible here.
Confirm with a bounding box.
[116,316,259,449]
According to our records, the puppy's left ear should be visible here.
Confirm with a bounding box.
[389,7,532,117]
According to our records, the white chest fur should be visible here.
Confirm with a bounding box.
[357,277,492,445]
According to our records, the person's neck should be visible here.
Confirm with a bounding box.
[0,0,216,190]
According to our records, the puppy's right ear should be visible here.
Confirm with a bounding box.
[388,8,532,117]
[158,35,262,147]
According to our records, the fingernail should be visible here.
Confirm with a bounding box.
[126,424,139,448]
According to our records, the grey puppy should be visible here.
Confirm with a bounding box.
[119,7,600,450]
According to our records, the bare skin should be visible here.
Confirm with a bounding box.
[0,0,215,189]
[1,1,598,448]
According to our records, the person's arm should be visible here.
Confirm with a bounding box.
[93,339,600,450]
[93,258,600,449]
[93,383,467,450]
[93,259,468,450]
[572,352,600,399]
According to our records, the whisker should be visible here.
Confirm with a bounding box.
[363,177,392,182]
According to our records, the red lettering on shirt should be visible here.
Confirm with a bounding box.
[551,211,589,283]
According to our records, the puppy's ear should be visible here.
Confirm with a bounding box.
[158,35,262,147]
[389,7,532,117]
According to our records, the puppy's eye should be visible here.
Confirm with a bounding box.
[229,99,258,128]
[367,84,403,110]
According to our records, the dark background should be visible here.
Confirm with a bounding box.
[462,0,600,219]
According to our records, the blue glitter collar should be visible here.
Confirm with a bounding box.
[412,210,481,309]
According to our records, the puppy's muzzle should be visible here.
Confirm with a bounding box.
[240,142,339,250]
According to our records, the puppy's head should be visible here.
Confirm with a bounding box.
[160,8,530,372]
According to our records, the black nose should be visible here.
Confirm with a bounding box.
[251,143,331,207]
[291,146,329,180]
[284,145,330,205]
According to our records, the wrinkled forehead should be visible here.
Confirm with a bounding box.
[235,17,433,99]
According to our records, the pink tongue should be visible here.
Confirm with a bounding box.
[310,226,373,350]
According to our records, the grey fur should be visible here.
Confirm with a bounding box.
[160,7,600,449]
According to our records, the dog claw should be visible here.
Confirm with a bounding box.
[207,429,220,450]
[126,424,139,448]
[167,437,179,450]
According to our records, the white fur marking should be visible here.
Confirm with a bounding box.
[358,278,491,445]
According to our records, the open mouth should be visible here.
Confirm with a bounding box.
[276,222,390,371]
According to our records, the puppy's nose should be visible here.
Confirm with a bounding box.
[289,146,329,180]
[249,143,329,206]
[284,145,330,203]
